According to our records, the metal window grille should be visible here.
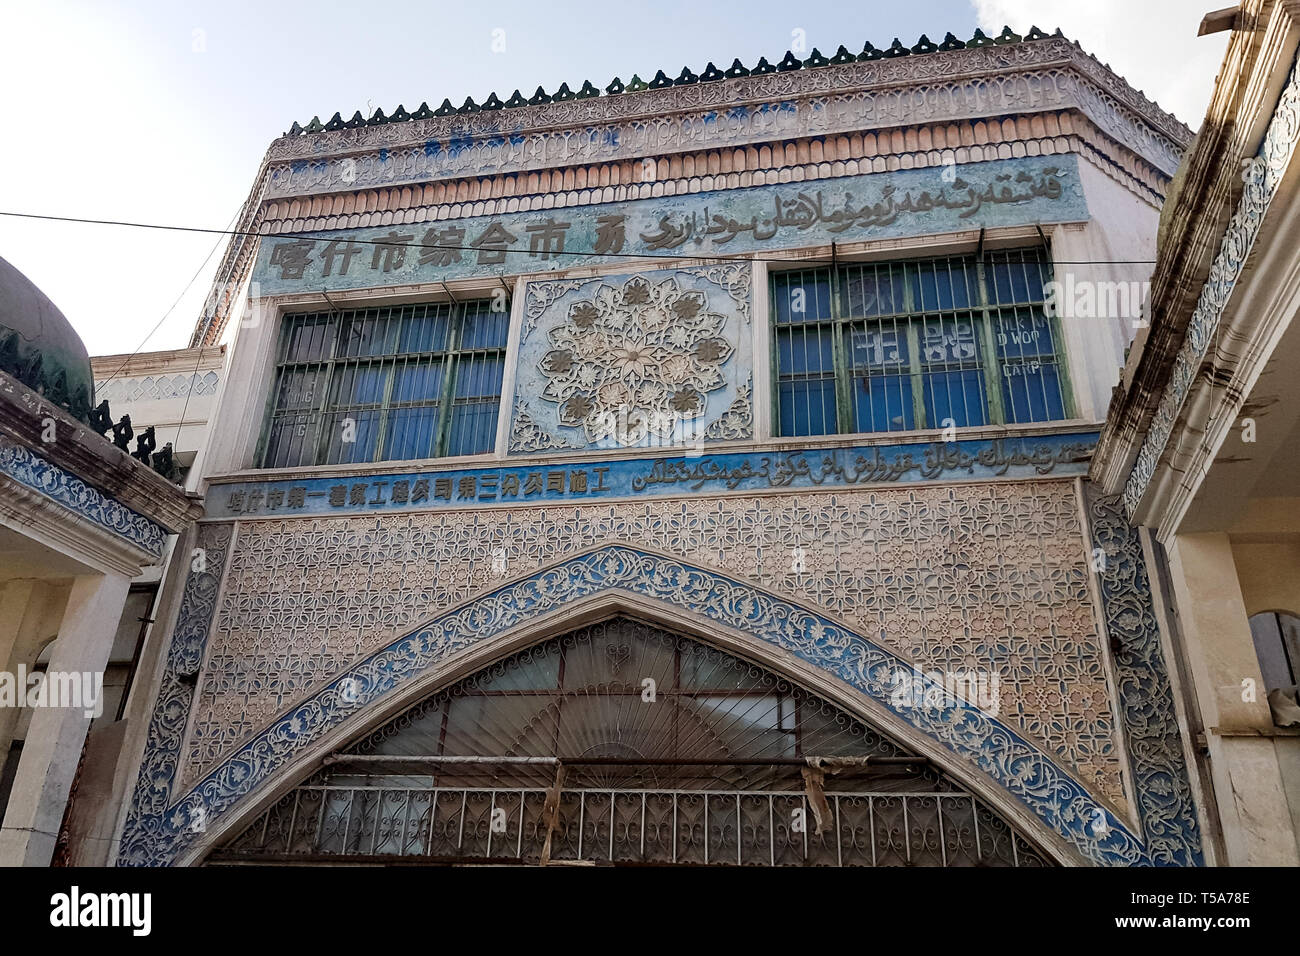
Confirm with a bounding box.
[260,301,508,467]
[212,618,1053,867]
[772,248,1071,437]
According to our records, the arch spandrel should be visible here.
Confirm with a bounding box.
[121,543,1153,867]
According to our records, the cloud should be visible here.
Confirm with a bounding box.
[971,0,1230,130]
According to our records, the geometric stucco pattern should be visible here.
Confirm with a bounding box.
[183,478,1124,810]
[124,544,1159,866]
[94,370,220,404]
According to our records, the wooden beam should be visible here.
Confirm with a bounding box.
[1199,4,1241,36]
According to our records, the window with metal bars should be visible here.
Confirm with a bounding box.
[771,249,1071,437]
[261,301,508,467]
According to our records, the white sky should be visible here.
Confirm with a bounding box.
[0,1,1230,360]
[973,0,1230,126]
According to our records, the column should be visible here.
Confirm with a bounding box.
[0,571,130,866]
[1167,532,1300,866]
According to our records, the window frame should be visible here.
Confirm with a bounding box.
[257,299,508,468]
[768,247,1075,439]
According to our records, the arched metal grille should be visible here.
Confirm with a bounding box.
[212,617,1052,866]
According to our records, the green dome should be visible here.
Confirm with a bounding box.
[0,256,94,420]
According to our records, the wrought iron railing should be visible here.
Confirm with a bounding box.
[212,784,1050,867]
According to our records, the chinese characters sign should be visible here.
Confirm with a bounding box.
[250,157,1088,295]
[207,431,1098,519]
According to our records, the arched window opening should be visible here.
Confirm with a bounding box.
[211,617,1054,867]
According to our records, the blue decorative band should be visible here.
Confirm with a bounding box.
[0,434,166,558]
[211,431,1097,520]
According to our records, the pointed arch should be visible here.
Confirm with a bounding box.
[121,544,1149,866]
[213,615,1057,866]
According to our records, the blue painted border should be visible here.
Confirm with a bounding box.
[1086,489,1202,864]
[0,433,166,558]
[210,431,1097,520]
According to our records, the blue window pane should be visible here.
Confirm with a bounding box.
[454,355,505,399]
[329,364,387,405]
[848,324,907,369]
[1001,362,1064,423]
[460,307,510,350]
[919,317,980,365]
[773,271,833,324]
[264,415,318,469]
[274,366,322,410]
[915,262,941,312]
[321,409,380,464]
[778,326,834,376]
[447,402,498,456]
[987,254,1048,306]
[844,267,900,317]
[924,369,988,428]
[392,361,444,403]
[385,406,439,460]
[847,321,912,433]
[337,312,396,358]
[995,313,1056,359]
[283,317,336,362]
[854,375,914,432]
[990,260,1015,305]
[779,379,837,436]
[397,308,450,353]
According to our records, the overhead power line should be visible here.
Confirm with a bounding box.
[0,210,1159,266]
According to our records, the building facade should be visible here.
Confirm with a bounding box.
[0,258,201,867]
[1092,0,1300,866]
[97,27,1221,866]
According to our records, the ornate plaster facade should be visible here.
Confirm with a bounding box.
[81,27,1220,867]
[1091,0,1300,866]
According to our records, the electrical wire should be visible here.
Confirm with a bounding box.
[0,209,1159,266]
[94,204,243,388]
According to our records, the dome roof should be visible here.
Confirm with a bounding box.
[0,256,94,420]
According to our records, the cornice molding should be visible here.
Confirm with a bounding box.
[1092,0,1300,504]
[0,472,159,574]
[252,116,1168,238]
[262,40,1189,202]
[0,370,204,534]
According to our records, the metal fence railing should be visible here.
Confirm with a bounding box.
[213,784,1050,867]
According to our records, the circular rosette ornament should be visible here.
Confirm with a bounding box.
[538,274,734,445]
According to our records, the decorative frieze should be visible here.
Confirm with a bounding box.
[254,112,1169,235]
[0,433,167,557]
[207,431,1098,519]
[250,157,1087,297]
[1121,54,1300,518]
[264,40,1186,199]
[94,371,220,404]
